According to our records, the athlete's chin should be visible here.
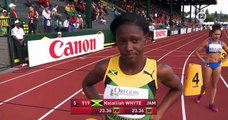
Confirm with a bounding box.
[123,56,138,64]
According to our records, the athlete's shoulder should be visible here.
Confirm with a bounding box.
[157,62,176,82]
[95,55,120,69]
[94,59,110,72]
[201,39,209,47]
[157,63,171,72]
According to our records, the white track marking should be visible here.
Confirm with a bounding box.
[0,54,116,106]
[0,48,111,85]
[220,75,228,88]
[180,50,196,120]
[38,89,83,120]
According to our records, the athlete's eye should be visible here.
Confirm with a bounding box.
[132,39,138,43]
[117,39,126,45]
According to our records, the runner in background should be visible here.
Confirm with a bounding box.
[194,23,228,112]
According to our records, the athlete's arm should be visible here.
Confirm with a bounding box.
[155,63,183,120]
[82,60,109,99]
[194,40,207,63]
[221,41,228,62]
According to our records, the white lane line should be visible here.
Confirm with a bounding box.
[221,30,228,88]
[157,34,206,61]
[156,34,206,120]
[0,48,113,85]
[220,31,228,88]
[38,89,83,120]
[0,54,116,106]
[220,75,228,88]
[180,50,196,120]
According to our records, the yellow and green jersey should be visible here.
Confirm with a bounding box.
[103,56,158,120]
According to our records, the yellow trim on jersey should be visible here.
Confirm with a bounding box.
[103,56,158,89]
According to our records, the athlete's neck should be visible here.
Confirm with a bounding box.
[119,56,146,75]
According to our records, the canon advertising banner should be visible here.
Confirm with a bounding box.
[28,34,104,67]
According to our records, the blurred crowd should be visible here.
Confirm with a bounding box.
[111,0,199,29]
[0,0,200,36]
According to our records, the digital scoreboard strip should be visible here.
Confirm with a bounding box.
[71,99,157,114]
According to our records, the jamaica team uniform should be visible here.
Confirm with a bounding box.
[103,56,158,120]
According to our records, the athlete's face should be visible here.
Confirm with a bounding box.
[212,29,222,41]
[115,24,147,64]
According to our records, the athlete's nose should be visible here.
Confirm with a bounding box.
[126,42,134,51]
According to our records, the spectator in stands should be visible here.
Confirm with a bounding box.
[53,17,63,32]
[77,14,84,29]
[113,8,119,17]
[52,4,61,20]
[38,0,44,8]
[8,3,18,26]
[25,0,33,7]
[42,5,52,33]
[38,0,50,8]
[0,10,9,35]
[99,8,107,24]
[69,14,79,31]
[92,4,98,21]
[82,13,182,120]
[63,17,70,32]
[46,0,50,7]
[148,22,155,42]
[103,6,108,15]
[57,31,62,38]
[65,3,77,17]
[100,15,107,24]
[28,6,39,34]
[68,23,76,32]
[74,1,86,15]
[11,20,27,67]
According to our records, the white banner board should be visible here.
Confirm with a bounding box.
[28,34,104,67]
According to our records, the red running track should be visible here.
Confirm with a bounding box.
[0,30,227,120]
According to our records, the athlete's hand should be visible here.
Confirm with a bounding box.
[219,58,225,63]
[201,59,206,64]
